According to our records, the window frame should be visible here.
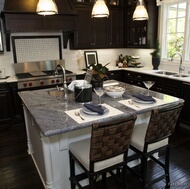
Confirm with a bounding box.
[159,0,190,65]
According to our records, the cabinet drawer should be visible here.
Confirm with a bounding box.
[161,78,181,89]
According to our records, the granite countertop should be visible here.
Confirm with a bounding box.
[18,82,184,137]
[0,75,17,83]
[1,66,190,84]
[108,66,190,82]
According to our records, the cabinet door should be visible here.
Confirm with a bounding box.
[107,70,124,81]
[181,83,190,125]
[109,8,123,47]
[124,71,145,87]
[71,3,124,49]
[72,6,92,48]
[92,17,109,47]
[161,78,181,97]
[145,75,162,92]
[0,84,13,122]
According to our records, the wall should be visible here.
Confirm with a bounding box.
[0,0,156,77]
[0,31,154,77]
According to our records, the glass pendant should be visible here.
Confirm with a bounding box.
[133,0,149,21]
[36,0,58,16]
[92,0,109,18]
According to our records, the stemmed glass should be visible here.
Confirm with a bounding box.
[143,81,155,95]
[94,87,105,104]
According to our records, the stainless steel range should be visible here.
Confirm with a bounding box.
[13,60,76,90]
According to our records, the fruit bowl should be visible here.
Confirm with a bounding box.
[104,86,125,98]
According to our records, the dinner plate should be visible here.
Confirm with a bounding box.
[81,105,109,115]
[132,97,156,104]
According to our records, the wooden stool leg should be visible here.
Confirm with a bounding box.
[89,176,95,189]
[69,154,76,189]
[122,165,127,189]
[141,156,148,189]
[165,147,170,187]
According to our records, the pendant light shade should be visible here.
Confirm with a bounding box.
[36,0,58,15]
[91,0,109,18]
[133,0,149,21]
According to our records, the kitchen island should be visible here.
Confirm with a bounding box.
[18,82,183,189]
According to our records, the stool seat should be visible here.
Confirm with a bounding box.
[70,138,123,172]
[131,123,168,152]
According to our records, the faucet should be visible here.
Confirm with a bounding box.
[171,52,184,76]
[54,64,68,92]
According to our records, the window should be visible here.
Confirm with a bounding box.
[159,0,190,61]
[167,3,186,57]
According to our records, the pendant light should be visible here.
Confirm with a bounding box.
[91,0,109,18]
[133,0,149,21]
[36,0,58,16]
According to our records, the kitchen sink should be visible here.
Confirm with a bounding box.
[172,74,189,78]
[154,71,177,75]
[46,88,72,99]
[154,71,189,78]
[46,89,65,97]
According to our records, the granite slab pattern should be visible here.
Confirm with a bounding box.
[18,83,184,137]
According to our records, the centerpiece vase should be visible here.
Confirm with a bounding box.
[152,57,160,70]
[91,78,103,89]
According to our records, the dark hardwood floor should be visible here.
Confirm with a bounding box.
[0,122,190,189]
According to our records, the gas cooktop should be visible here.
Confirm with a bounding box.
[16,70,73,79]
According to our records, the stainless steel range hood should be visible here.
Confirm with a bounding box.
[1,0,77,51]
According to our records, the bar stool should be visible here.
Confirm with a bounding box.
[128,103,183,189]
[69,115,137,189]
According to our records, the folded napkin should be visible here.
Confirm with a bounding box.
[132,94,156,102]
[83,104,105,115]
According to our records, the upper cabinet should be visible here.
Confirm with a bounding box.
[124,0,158,48]
[1,0,158,50]
[70,0,123,49]
[1,0,77,51]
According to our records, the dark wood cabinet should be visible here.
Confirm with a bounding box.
[124,0,158,48]
[0,83,14,123]
[2,13,76,51]
[71,6,92,48]
[76,70,124,82]
[180,83,190,126]
[108,8,123,47]
[106,70,124,81]
[124,71,182,97]
[145,75,182,97]
[0,82,23,124]
[124,71,146,87]
[71,2,123,49]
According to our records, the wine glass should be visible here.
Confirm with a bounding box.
[94,87,105,104]
[143,81,155,95]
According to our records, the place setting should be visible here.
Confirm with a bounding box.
[118,81,168,110]
[65,86,124,124]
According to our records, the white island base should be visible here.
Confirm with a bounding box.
[24,106,151,189]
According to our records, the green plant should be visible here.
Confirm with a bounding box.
[91,63,109,80]
[83,62,109,80]
[150,39,160,58]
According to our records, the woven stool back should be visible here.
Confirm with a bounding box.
[90,115,137,163]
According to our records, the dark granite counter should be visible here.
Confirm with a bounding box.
[18,82,184,137]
